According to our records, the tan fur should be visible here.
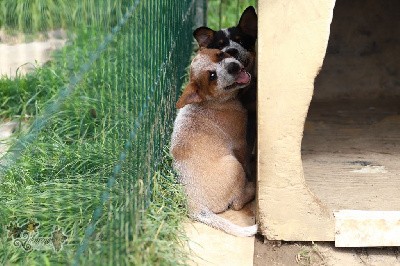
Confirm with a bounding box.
[170,48,257,237]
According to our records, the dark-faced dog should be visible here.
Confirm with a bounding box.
[170,48,257,237]
[193,6,258,179]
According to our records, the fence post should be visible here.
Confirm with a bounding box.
[195,0,207,27]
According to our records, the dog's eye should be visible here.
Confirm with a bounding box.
[216,51,227,60]
[209,71,217,81]
[235,37,243,45]
[217,40,226,49]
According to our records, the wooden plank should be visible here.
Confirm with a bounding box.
[335,210,400,247]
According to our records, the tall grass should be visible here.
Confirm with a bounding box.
[0,67,63,119]
[0,0,128,33]
[207,0,257,29]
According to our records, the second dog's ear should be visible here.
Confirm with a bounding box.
[238,6,257,38]
[176,82,203,109]
[193,27,215,47]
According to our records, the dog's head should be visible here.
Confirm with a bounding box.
[176,48,251,109]
[193,6,257,73]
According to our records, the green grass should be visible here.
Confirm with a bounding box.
[0,73,190,263]
[207,0,257,29]
[0,0,257,264]
[1,146,188,265]
[0,0,129,34]
[0,67,64,119]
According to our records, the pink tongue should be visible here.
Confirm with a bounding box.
[235,70,250,84]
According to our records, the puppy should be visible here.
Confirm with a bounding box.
[193,7,258,179]
[170,48,257,237]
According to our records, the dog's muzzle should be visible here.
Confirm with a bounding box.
[224,69,251,90]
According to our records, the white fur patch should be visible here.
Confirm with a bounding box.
[191,53,213,78]
[222,29,230,38]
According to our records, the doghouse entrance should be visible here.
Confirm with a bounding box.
[302,0,400,211]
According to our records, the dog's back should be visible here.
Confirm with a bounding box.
[171,99,247,189]
[171,95,257,237]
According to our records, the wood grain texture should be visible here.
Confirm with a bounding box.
[303,101,400,211]
[257,0,336,241]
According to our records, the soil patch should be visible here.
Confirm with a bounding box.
[254,237,400,266]
[0,29,67,77]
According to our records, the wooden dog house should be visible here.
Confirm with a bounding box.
[257,0,400,246]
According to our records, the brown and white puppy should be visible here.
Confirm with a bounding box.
[170,48,257,237]
[193,6,258,180]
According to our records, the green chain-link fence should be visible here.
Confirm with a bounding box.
[0,0,202,264]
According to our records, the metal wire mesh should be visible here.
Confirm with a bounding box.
[0,0,200,264]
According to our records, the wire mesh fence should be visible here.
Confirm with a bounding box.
[0,0,201,264]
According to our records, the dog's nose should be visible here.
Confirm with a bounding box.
[226,62,241,74]
[226,48,239,58]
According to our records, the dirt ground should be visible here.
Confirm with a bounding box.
[0,29,67,77]
[254,237,400,266]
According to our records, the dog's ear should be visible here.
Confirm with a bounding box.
[238,6,257,38]
[193,27,215,48]
[176,82,203,109]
